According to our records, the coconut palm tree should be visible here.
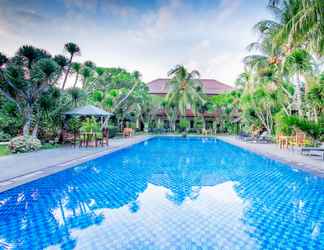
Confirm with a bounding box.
[71,62,82,88]
[62,42,81,90]
[269,0,324,55]
[284,48,313,116]
[166,65,205,117]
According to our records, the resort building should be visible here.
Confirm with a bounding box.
[147,78,234,130]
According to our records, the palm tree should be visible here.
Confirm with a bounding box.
[80,66,93,89]
[269,0,324,55]
[62,42,81,90]
[68,87,85,107]
[166,65,205,117]
[71,62,82,88]
[284,48,313,116]
[235,70,255,93]
[54,55,69,84]
[83,60,96,69]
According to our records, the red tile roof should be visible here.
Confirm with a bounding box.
[147,78,233,95]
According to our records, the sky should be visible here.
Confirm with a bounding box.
[0,0,271,85]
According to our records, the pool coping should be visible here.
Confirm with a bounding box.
[0,135,154,193]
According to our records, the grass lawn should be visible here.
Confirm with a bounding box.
[41,143,61,150]
[0,145,10,156]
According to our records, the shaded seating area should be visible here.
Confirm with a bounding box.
[63,105,112,147]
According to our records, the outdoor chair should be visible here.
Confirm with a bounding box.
[289,132,312,150]
[123,128,133,137]
[301,146,324,161]
[289,132,306,147]
[238,132,251,140]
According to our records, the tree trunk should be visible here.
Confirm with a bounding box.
[32,122,39,138]
[61,55,73,90]
[313,107,318,123]
[82,77,87,89]
[23,106,33,137]
[296,73,303,117]
[73,72,79,88]
[113,81,139,112]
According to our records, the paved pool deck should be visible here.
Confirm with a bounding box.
[0,135,152,192]
[217,136,324,178]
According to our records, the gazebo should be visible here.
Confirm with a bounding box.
[64,105,112,118]
[62,105,113,146]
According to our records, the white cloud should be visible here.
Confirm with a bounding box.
[0,0,271,85]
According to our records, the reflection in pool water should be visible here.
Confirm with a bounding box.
[0,137,323,249]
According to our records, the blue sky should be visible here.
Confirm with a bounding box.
[0,0,271,85]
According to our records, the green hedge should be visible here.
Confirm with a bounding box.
[276,115,323,139]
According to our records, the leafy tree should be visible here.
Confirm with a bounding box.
[71,62,82,88]
[0,46,60,137]
[80,66,94,89]
[62,42,81,90]
[284,48,313,116]
[240,84,280,134]
[54,55,69,83]
[269,0,324,55]
[68,87,86,107]
[306,73,324,122]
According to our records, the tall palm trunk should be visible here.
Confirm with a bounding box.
[73,72,79,88]
[62,54,73,90]
[296,72,303,116]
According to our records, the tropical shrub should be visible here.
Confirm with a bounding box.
[277,115,323,139]
[80,117,100,133]
[194,117,204,132]
[274,112,294,136]
[179,119,190,132]
[8,136,42,153]
[67,117,81,133]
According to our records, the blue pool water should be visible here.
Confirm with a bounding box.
[0,137,323,249]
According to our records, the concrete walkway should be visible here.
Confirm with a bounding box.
[0,135,152,192]
[217,136,324,177]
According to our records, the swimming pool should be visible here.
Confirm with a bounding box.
[0,137,323,249]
